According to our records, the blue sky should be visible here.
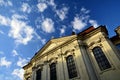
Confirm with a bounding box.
[0,0,120,80]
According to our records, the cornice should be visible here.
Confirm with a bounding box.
[23,62,32,70]
[34,40,52,58]
[35,35,77,60]
[78,26,108,40]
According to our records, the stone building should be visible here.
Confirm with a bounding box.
[23,25,120,80]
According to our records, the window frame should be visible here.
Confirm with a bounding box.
[66,55,78,79]
[92,46,111,71]
[50,63,57,80]
[116,43,120,50]
[36,69,42,80]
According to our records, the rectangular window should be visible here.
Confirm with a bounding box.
[92,47,111,70]
[66,55,77,79]
[50,63,57,80]
[36,69,41,80]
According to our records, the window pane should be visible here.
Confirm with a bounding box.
[92,47,111,70]
[116,44,120,50]
[66,55,77,79]
[50,63,57,80]
[36,69,41,80]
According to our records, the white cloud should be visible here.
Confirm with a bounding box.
[79,7,90,22]
[41,38,46,44]
[34,32,41,39]
[0,51,4,54]
[8,14,34,45]
[41,18,55,33]
[47,0,56,9]
[0,14,42,45]
[0,15,10,26]
[12,50,18,56]
[56,7,69,20]
[60,25,66,36]
[12,68,24,80]
[7,1,12,6]
[34,32,46,44]
[0,30,4,34]
[35,17,43,29]
[81,7,90,14]
[71,7,91,31]
[72,16,87,31]
[37,3,47,12]
[37,0,56,12]
[0,57,12,67]
[17,57,28,67]
[49,0,55,6]
[89,20,99,28]
[0,0,13,6]
[21,3,31,13]
[12,14,27,20]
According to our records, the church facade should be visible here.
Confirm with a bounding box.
[23,26,120,80]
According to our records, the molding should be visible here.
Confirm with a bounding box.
[48,57,58,65]
[44,60,49,65]
[35,36,77,60]
[36,64,44,70]
[23,62,32,69]
[24,72,32,78]
[74,44,80,50]
[62,49,75,58]
[32,64,44,71]
[88,37,104,51]
[78,26,108,40]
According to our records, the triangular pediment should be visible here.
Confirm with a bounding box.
[35,35,77,57]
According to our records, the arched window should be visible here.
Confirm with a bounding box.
[92,47,111,70]
[50,63,57,80]
[66,55,77,79]
[26,77,30,80]
[36,69,41,80]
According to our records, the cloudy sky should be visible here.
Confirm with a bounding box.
[0,0,120,80]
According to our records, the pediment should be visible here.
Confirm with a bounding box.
[42,41,63,54]
[36,35,77,57]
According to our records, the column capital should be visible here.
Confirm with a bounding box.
[48,57,58,65]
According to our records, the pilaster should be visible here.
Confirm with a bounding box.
[42,61,49,80]
[78,40,98,80]
[32,67,36,80]
[57,53,66,80]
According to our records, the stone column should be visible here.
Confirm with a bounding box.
[57,54,65,80]
[32,67,36,80]
[62,54,69,80]
[78,40,98,80]
[47,63,50,80]
[42,61,49,80]
[100,36,120,74]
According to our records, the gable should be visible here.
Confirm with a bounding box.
[35,35,77,58]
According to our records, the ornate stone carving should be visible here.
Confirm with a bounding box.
[88,41,95,47]
[48,57,58,65]
[62,49,75,58]
[88,39,103,51]
[44,60,49,65]
[32,66,37,71]
[37,64,44,68]
[74,45,80,50]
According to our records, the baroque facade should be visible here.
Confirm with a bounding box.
[23,26,120,80]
